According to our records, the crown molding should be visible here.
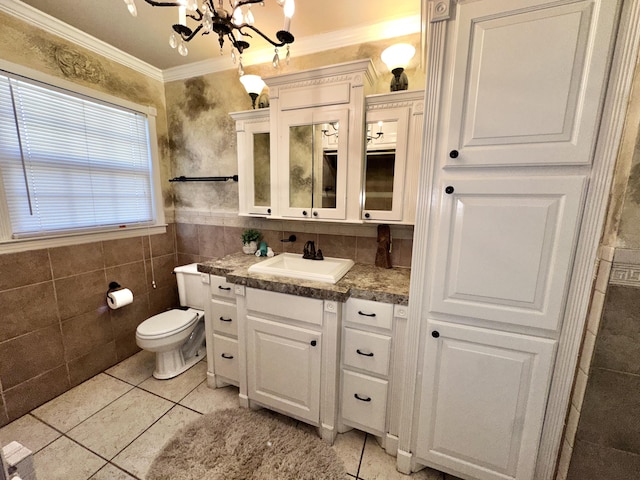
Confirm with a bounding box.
[0,0,164,82]
[162,14,421,82]
[1,0,419,84]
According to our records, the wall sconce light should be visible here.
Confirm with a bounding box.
[381,43,416,91]
[239,74,267,109]
[367,121,384,143]
[322,122,339,138]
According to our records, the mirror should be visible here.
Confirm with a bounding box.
[288,123,339,210]
[364,120,398,211]
[252,132,271,207]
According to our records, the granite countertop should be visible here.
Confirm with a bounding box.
[197,252,411,305]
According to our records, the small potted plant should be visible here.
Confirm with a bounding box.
[241,228,261,254]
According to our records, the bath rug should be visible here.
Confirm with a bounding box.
[146,407,346,480]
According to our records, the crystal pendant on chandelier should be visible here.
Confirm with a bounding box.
[286,45,291,65]
[238,58,245,76]
[123,0,137,17]
[272,48,280,68]
[178,41,189,56]
[231,50,237,64]
[169,32,178,49]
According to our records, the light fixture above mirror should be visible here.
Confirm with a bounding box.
[381,43,416,91]
[239,74,267,109]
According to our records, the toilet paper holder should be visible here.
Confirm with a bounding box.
[107,281,122,293]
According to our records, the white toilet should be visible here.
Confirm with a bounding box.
[136,263,206,379]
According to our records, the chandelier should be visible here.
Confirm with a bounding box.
[123,0,295,72]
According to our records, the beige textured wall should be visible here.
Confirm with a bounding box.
[164,33,423,215]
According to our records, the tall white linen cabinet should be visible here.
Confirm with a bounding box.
[400,1,630,480]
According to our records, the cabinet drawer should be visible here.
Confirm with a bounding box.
[343,328,391,376]
[247,288,323,326]
[346,298,393,330]
[209,275,235,301]
[341,370,388,433]
[210,300,238,336]
[213,334,239,382]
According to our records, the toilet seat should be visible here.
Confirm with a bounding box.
[136,309,200,340]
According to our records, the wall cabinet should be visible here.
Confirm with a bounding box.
[203,275,243,388]
[230,109,273,217]
[363,90,424,224]
[237,287,341,442]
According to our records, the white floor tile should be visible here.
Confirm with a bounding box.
[67,388,173,460]
[178,382,241,414]
[0,414,61,455]
[106,350,155,385]
[33,436,106,480]
[332,429,366,477]
[112,405,201,478]
[89,463,137,480]
[32,374,132,433]
[138,358,207,402]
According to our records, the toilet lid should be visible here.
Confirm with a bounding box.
[137,309,200,339]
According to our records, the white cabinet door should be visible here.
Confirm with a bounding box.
[246,315,321,423]
[415,320,556,480]
[430,175,586,332]
[445,0,618,167]
[277,107,350,220]
[231,109,272,216]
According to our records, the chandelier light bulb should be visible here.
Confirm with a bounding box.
[233,7,243,26]
[283,0,294,31]
[178,6,187,26]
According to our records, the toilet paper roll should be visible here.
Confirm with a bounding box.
[107,288,133,310]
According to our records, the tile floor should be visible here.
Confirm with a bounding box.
[0,350,459,480]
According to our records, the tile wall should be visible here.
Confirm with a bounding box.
[0,219,413,427]
[565,248,640,479]
[0,225,179,426]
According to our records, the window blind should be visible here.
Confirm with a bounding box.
[0,73,155,238]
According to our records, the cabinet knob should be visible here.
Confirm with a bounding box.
[310,340,317,347]
[431,330,440,338]
[449,149,459,159]
[445,186,455,195]
[302,210,308,216]
[364,212,370,219]
[354,393,372,402]
[267,208,271,214]
[313,211,318,217]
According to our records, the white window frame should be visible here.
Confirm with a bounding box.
[0,59,166,254]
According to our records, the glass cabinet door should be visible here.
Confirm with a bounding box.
[362,107,410,221]
[279,107,349,220]
[252,131,271,209]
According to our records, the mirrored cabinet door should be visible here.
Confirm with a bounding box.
[231,109,273,216]
[279,107,349,220]
[362,107,410,222]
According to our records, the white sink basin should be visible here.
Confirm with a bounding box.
[248,253,354,284]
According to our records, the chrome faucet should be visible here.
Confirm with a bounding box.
[303,240,324,260]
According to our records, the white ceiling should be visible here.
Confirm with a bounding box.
[15,0,422,71]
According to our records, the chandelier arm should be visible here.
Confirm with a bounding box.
[174,22,204,42]
[143,1,185,6]
[240,24,292,48]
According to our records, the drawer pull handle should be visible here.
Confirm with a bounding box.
[221,353,234,359]
[356,349,374,357]
[354,393,372,402]
[358,311,376,317]
[219,317,233,322]
[218,285,231,291]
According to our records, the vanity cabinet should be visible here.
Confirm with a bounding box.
[363,90,424,224]
[204,275,244,388]
[237,287,341,442]
[230,109,273,217]
[265,59,375,222]
[339,298,408,454]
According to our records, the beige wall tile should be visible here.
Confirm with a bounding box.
[3,366,70,421]
[62,309,114,361]
[68,342,119,387]
[54,270,108,320]
[103,237,146,267]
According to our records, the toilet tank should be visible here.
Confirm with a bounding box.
[174,263,205,310]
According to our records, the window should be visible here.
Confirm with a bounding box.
[0,66,163,248]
